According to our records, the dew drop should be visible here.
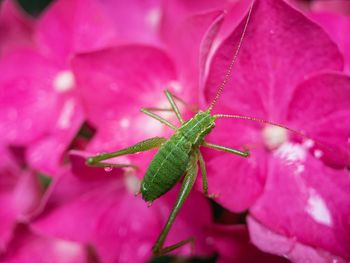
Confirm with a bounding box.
[347,137,350,144]
[104,167,113,172]
[303,139,314,149]
[314,149,323,159]
[53,70,75,93]
[147,201,153,208]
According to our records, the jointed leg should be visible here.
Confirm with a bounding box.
[197,150,208,196]
[165,89,198,113]
[202,141,250,157]
[87,137,166,167]
[164,90,184,124]
[140,108,177,130]
[152,154,198,256]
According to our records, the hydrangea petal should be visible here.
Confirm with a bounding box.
[0,50,61,144]
[205,0,343,119]
[36,0,117,64]
[72,45,178,173]
[250,151,350,260]
[248,216,347,263]
[287,73,350,167]
[26,98,84,176]
[161,10,225,106]
[310,12,350,73]
[200,148,267,212]
[209,224,289,263]
[0,0,34,56]
[32,165,213,262]
[98,0,162,45]
[1,227,88,263]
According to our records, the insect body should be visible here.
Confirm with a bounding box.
[87,3,254,256]
[141,111,215,201]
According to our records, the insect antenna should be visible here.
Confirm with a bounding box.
[214,114,306,138]
[207,2,254,113]
[214,113,350,166]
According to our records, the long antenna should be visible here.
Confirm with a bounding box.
[208,2,254,112]
[214,114,305,137]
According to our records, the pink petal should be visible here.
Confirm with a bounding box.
[287,73,350,167]
[311,0,350,16]
[0,49,61,144]
[2,226,88,263]
[250,151,350,260]
[161,10,225,106]
[209,224,289,263]
[0,0,34,56]
[71,45,178,174]
[199,148,267,212]
[32,168,213,262]
[98,0,162,45]
[26,98,84,176]
[205,0,343,119]
[0,191,16,252]
[248,216,347,263]
[12,172,44,221]
[36,0,117,65]
[310,12,350,73]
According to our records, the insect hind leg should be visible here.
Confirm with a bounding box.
[152,154,198,256]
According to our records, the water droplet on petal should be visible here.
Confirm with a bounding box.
[303,139,314,149]
[314,149,323,159]
[53,70,75,93]
[147,201,153,207]
[104,167,113,172]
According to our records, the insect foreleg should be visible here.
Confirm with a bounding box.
[202,141,250,157]
[164,90,184,123]
[140,108,177,129]
[152,154,198,256]
[87,137,166,167]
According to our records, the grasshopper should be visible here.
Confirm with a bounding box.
[86,2,282,256]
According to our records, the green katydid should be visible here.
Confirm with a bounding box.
[86,2,293,256]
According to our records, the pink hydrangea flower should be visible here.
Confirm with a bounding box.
[0,146,47,252]
[31,151,214,262]
[0,0,34,57]
[1,225,90,263]
[203,0,350,261]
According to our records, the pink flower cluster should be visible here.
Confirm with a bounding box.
[0,0,349,262]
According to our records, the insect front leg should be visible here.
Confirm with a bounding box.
[140,108,177,129]
[86,137,166,167]
[164,89,184,123]
[152,154,198,256]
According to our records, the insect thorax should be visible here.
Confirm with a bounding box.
[178,111,215,146]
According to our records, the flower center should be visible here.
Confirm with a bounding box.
[53,70,75,93]
[262,125,288,150]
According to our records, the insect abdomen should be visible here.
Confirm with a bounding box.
[141,133,191,201]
